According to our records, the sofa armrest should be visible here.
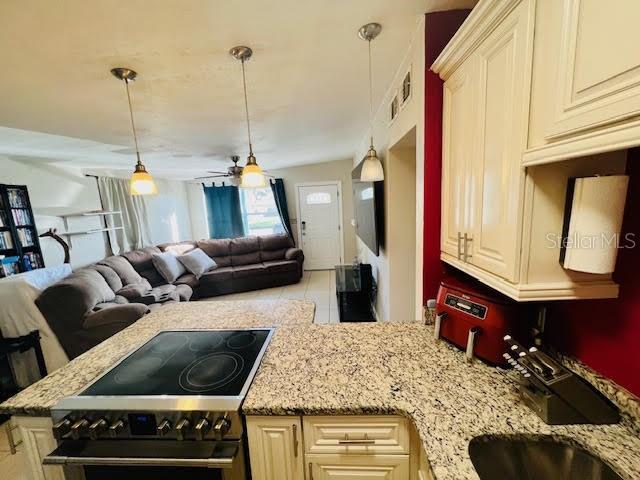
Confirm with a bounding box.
[82,303,150,330]
[285,247,304,262]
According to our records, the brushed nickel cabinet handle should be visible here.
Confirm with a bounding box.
[308,462,314,480]
[292,424,298,457]
[337,433,375,445]
[463,233,473,262]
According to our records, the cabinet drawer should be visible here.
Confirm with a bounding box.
[303,416,409,455]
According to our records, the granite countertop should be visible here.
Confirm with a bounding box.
[242,322,640,480]
[0,300,315,416]
[3,305,639,479]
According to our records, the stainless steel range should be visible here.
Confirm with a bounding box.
[43,328,274,480]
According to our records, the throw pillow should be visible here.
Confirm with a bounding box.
[177,248,217,277]
[151,252,187,283]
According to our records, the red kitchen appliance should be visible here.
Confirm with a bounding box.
[435,276,530,366]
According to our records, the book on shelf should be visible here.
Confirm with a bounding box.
[0,210,7,227]
[22,252,43,270]
[16,227,35,247]
[11,208,32,226]
[7,188,28,208]
[0,231,14,250]
[0,255,21,277]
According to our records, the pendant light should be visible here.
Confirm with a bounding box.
[230,46,267,188]
[358,23,384,182]
[111,67,158,195]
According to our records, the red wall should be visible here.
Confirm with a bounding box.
[547,148,640,396]
[423,10,470,303]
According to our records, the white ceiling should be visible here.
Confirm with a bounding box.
[0,0,475,178]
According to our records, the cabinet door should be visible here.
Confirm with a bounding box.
[441,60,475,260]
[307,454,409,480]
[469,0,533,281]
[13,416,65,480]
[246,416,304,480]
[547,0,640,138]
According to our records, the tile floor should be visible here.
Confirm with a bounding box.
[0,269,338,479]
[208,269,339,324]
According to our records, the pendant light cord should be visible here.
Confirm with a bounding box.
[124,79,142,164]
[241,60,254,156]
[367,39,375,148]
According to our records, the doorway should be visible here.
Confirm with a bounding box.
[295,182,344,270]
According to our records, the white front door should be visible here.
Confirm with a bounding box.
[297,183,342,270]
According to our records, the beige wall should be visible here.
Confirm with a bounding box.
[268,158,357,263]
[0,156,110,268]
[353,17,425,322]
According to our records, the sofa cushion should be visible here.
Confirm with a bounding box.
[158,241,197,256]
[152,252,187,283]
[200,266,234,285]
[263,259,299,274]
[197,239,232,267]
[76,269,116,304]
[232,263,267,278]
[90,264,123,292]
[175,273,199,289]
[122,246,165,287]
[177,248,217,277]
[117,282,152,301]
[99,255,144,286]
[259,234,294,261]
[230,237,260,266]
[174,284,193,301]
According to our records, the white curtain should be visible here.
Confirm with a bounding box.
[97,176,152,254]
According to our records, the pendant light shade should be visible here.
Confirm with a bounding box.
[358,23,384,182]
[230,46,267,189]
[111,67,157,196]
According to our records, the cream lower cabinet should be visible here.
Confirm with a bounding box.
[246,415,424,480]
[13,416,65,480]
[246,416,304,480]
[306,455,409,480]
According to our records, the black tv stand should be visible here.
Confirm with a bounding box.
[335,264,376,322]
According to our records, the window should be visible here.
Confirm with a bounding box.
[239,188,285,236]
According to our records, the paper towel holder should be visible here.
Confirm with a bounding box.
[560,174,629,275]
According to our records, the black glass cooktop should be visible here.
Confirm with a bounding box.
[81,330,271,397]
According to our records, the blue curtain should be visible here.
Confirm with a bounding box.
[203,184,245,239]
[270,178,294,243]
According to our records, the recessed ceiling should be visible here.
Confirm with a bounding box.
[0,0,475,178]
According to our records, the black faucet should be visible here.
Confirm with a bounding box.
[503,335,620,425]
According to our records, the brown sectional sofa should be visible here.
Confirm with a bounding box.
[36,234,303,359]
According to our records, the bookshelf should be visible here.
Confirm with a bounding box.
[0,184,45,277]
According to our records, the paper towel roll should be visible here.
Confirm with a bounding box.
[561,175,629,274]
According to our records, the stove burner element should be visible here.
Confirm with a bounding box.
[227,331,257,350]
[178,352,245,393]
[188,333,224,352]
[148,333,188,355]
[114,356,164,385]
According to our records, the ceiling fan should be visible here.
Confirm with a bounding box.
[195,155,273,186]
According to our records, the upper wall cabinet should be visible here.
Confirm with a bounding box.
[524,0,640,165]
[433,0,622,301]
[548,1,640,139]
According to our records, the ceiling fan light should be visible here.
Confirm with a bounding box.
[360,147,384,182]
[240,162,267,188]
[130,162,158,195]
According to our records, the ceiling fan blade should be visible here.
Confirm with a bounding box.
[194,174,230,180]
[205,171,228,174]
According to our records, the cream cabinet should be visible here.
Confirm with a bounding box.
[433,0,622,301]
[13,416,65,480]
[306,455,409,480]
[246,416,304,480]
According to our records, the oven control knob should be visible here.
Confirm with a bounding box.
[109,419,126,438]
[88,418,109,440]
[194,418,211,441]
[70,418,90,440]
[213,417,231,441]
[175,418,191,441]
[157,419,172,437]
[52,418,72,440]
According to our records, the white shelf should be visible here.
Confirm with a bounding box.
[59,210,122,218]
[58,227,124,237]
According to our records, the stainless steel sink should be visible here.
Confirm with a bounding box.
[468,435,623,480]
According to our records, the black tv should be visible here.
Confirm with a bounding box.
[352,160,384,256]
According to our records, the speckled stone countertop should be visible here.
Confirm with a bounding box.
[242,322,640,480]
[0,300,315,416]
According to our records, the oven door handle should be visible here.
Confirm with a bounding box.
[43,455,236,469]
[42,439,239,469]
